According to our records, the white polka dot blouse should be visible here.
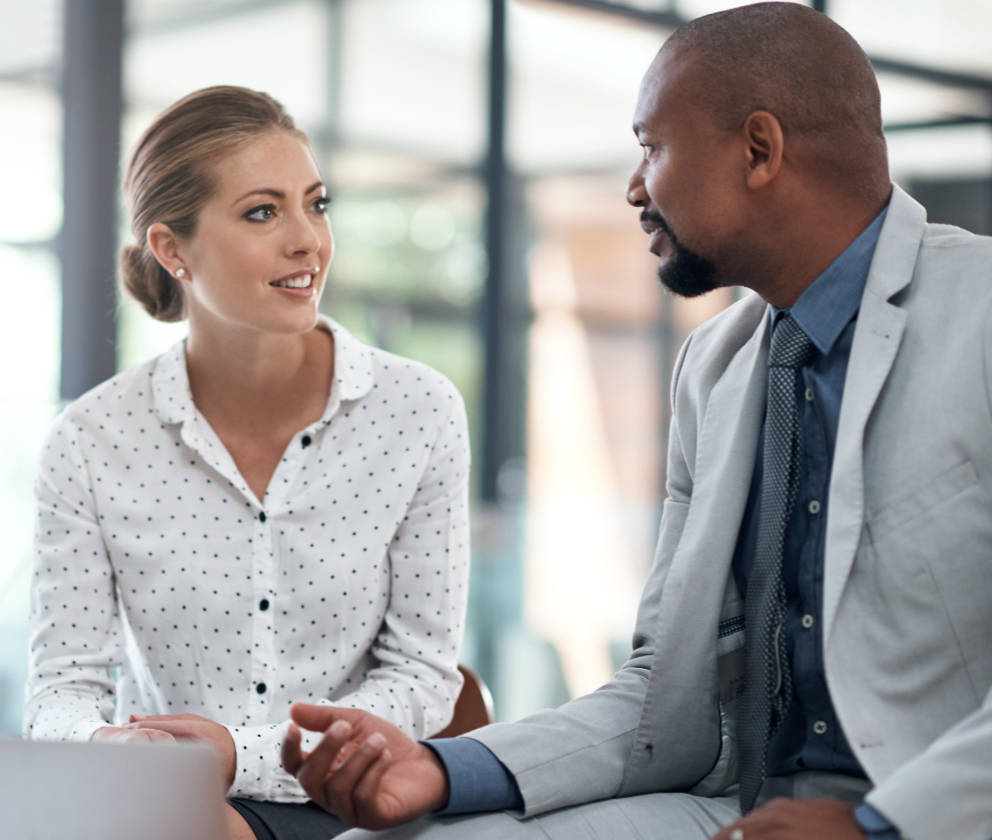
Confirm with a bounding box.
[24,317,471,802]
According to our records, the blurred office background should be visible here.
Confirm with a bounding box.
[1,0,990,736]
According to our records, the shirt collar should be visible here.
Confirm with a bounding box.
[152,315,374,426]
[771,206,888,356]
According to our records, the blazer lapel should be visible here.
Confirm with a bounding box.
[643,298,770,788]
[823,187,928,643]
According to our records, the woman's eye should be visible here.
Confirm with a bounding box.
[244,204,276,222]
[312,196,329,214]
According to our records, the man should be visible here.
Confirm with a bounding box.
[282,4,992,838]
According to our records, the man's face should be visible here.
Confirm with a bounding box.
[627,47,742,297]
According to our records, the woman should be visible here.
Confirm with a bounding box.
[25,86,471,840]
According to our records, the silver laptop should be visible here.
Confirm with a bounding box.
[0,739,227,840]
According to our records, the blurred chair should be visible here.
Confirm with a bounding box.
[435,664,495,738]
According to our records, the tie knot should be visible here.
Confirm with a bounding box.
[769,313,815,369]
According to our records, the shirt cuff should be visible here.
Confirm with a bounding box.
[422,737,524,815]
[854,802,902,838]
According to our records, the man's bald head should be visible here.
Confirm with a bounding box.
[661,2,888,197]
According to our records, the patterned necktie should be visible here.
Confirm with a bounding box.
[738,312,816,812]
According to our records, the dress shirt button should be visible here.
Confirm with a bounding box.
[801,613,815,629]
[256,682,267,695]
[807,500,821,515]
[259,511,267,523]
[259,598,270,611]
[301,435,312,448]
[813,720,828,735]
[804,387,814,402]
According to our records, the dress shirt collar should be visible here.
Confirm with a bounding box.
[771,206,888,356]
[152,315,374,425]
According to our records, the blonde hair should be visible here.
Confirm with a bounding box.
[120,85,306,321]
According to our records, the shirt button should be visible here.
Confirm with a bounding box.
[259,599,270,611]
[804,387,814,402]
[301,435,312,448]
[808,500,821,515]
[801,613,815,629]
[259,511,267,523]
[256,682,267,695]
[813,720,828,735]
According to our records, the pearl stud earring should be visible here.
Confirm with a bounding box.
[176,268,186,278]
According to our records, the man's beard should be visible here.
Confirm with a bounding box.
[643,211,720,298]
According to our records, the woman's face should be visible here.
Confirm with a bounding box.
[179,129,333,338]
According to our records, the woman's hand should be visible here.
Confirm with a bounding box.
[128,713,237,789]
[91,725,176,744]
[282,704,450,829]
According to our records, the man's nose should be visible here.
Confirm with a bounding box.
[626,163,647,207]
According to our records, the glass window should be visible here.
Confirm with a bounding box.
[0,0,62,736]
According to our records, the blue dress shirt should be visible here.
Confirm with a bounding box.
[732,207,887,779]
[428,209,900,835]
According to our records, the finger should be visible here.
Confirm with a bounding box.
[112,727,176,744]
[130,720,197,739]
[290,703,342,733]
[281,723,307,776]
[330,738,361,773]
[295,720,354,811]
[351,748,393,826]
[325,733,388,825]
[141,729,178,743]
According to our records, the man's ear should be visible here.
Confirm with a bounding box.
[146,223,189,280]
[742,110,784,190]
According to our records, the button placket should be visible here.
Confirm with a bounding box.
[249,506,275,722]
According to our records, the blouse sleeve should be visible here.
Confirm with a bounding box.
[331,386,471,730]
[23,414,122,742]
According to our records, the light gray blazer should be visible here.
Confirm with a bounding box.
[471,185,992,840]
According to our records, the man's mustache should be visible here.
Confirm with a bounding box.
[640,209,675,239]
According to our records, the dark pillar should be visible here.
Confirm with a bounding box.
[60,0,124,400]
[481,0,511,501]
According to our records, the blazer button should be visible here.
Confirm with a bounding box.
[813,720,828,735]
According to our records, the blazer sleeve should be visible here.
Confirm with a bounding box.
[466,332,697,818]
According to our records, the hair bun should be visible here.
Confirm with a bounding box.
[120,243,184,322]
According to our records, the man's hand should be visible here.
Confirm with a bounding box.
[91,725,176,745]
[128,713,237,789]
[282,704,449,829]
[711,798,867,840]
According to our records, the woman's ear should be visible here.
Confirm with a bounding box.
[742,110,784,190]
[146,223,189,281]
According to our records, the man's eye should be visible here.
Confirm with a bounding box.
[245,204,276,222]
[312,196,329,214]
